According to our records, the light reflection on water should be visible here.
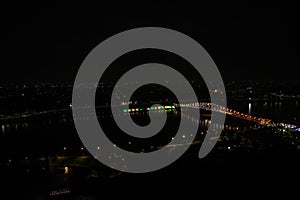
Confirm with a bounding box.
[1,100,299,135]
[230,100,300,124]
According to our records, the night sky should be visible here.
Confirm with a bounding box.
[3,7,295,84]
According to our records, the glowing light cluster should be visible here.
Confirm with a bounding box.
[123,105,176,113]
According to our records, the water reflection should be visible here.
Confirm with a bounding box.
[248,102,252,115]
[180,112,244,132]
[230,100,300,124]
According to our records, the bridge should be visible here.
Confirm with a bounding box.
[1,102,299,132]
[125,102,300,132]
[180,102,272,125]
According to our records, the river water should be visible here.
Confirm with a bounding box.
[228,100,300,125]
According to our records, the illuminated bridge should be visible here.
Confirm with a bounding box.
[124,102,300,131]
[0,102,299,132]
[122,102,272,125]
[180,102,272,125]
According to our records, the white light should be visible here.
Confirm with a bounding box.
[227,146,231,150]
[182,135,186,138]
[97,146,100,150]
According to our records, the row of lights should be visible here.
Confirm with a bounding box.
[63,146,103,150]
[183,102,273,124]
[64,146,87,150]
[123,105,176,113]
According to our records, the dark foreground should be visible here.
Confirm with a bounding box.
[2,144,300,199]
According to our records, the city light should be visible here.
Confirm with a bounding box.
[122,105,176,113]
[64,166,69,174]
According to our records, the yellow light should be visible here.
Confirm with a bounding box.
[64,166,69,174]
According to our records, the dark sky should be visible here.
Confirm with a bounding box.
[3,7,296,84]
